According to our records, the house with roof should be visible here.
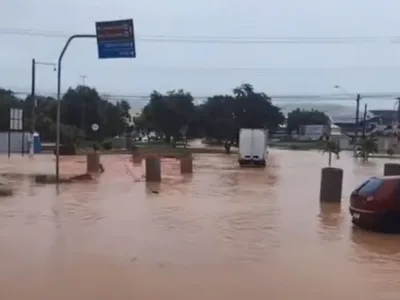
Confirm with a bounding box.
[330,109,400,153]
[330,109,398,136]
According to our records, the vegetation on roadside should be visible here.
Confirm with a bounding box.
[0,84,287,147]
[386,148,395,156]
[286,108,330,134]
[0,86,131,146]
[0,83,332,152]
[321,139,341,167]
[356,136,378,161]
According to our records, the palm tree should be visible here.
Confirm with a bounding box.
[356,136,378,161]
[321,139,340,167]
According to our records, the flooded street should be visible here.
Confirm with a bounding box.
[0,150,400,299]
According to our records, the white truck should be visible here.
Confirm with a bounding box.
[238,128,268,167]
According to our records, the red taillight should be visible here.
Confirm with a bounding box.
[366,196,374,202]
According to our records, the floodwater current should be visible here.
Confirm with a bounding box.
[0,150,400,299]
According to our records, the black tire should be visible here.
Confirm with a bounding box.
[380,212,400,233]
[238,160,249,167]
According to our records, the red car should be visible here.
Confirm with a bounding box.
[349,176,400,232]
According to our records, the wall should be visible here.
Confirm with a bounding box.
[376,137,400,153]
[111,137,127,149]
[299,125,329,140]
[330,135,351,150]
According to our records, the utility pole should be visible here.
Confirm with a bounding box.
[80,75,87,85]
[396,97,400,124]
[354,93,361,157]
[30,59,57,156]
[30,59,36,156]
[362,103,368,138]
[396,97,400,141]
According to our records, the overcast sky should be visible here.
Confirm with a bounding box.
[1,0,400,109]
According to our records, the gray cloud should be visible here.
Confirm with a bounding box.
[1,0,400,110]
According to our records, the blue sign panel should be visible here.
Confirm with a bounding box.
[95,19,136,59]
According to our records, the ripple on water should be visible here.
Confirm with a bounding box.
[0,151,400,299]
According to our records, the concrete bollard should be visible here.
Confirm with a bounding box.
[319,167,343,203]
[180,154,193,174]
[145,156,161,182]
[86,153,100,173]
[384,163,400,176]
[132,153,142,164]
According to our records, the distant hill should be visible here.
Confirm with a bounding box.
[127,100,356,119]
[278,103,355,118]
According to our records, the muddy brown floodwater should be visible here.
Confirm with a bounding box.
[0,150,400,299]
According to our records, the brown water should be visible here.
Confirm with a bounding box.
[0,150,400,299]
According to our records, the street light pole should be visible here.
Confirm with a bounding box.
[355,93,361,155]
[30,59,36,156]
[334,86,361,157]
[56,34,97,183]
[30,59,57,156]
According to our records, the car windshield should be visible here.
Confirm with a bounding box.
[357,178,384,196]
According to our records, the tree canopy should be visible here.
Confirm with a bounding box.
[138,83,285,144]
[0,86,132,144]
[286,108,330,134]
[0,83,288,145]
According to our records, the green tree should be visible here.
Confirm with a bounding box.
[141,90,195,144]
[200,95,236,142]
[0,89,24,131]
[199,84,285,144]
[232,83,284,132]
[287,108,330,134]
[357,136,378,161]
[60,85,131,141]
[1,83,286,148]
[0,85,132,146]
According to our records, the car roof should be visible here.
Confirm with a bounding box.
[373,175,400,181]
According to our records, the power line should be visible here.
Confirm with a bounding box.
[57,66,400,71]
[7,88,400,102]
[1,28,400,44]
[5,65,400,72]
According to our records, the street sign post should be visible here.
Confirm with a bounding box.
[55,18,135,182]
[9,108,23,131]
[95,19,136,59]
[8,108,23,158]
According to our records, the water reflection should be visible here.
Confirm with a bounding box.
[351,226,400,258]
[146,182,161,194]
[319,202,342,228]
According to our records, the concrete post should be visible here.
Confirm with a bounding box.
[86,153,100,173]
[145,156,161,182]
[384,163,400,176]
[180,154,193,174]
[319,167,343,203]
[132,153,142,164]
[125,136,133,150]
